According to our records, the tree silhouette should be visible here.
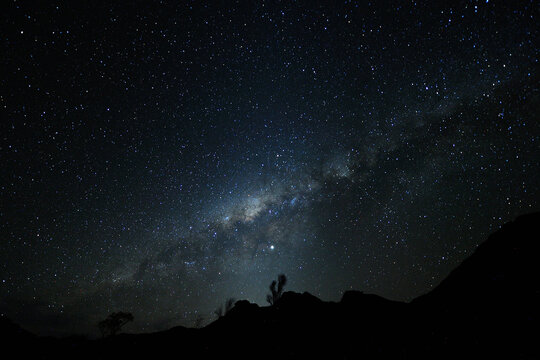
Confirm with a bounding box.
[98,312,134,338]
[266,274,287,305]
[214,297,236,319]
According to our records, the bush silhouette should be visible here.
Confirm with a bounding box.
[266,274,287,305]
[214,298,236,318]
[98,312,134,338]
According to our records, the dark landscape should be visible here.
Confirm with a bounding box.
[3,212,538,359]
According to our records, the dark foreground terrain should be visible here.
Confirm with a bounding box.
[2,212,539,359]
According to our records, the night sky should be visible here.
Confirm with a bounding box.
[1,0,538,337]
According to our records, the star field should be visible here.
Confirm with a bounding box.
[1,0,538,336]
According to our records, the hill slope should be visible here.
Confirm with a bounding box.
[410,212,540,358]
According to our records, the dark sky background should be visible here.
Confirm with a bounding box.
[1,0,538,337]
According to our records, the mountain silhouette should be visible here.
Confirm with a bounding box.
[0,315,35,342]
[410,212,539,359]
[3,212,538,359]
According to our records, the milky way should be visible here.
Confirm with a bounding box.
[1,1,538,336]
